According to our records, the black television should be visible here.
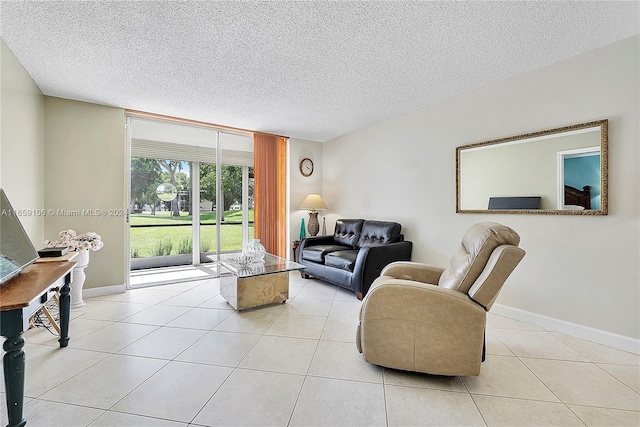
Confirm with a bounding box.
[488,196,542,210]
[0,188,39,284]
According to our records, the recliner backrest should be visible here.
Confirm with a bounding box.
[438,222,521,295]
[333,219,365,247]
[358,220,402,247]
[467,244,525,309]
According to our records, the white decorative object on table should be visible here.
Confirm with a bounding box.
[243,239,266,263]
[45,230,104,308]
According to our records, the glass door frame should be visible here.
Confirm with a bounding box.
[125,116,132,287]
[125,114,254,289]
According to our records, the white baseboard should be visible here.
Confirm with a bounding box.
[491,304,640,355]
[83,283,126,299]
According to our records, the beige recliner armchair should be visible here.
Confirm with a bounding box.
[356,222,525,376]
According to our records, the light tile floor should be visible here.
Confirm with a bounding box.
[2,273,639,426]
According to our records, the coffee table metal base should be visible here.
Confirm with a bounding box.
[220,271,289,310]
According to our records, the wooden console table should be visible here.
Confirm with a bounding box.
[31,252,79,334]
[0,261,75,427]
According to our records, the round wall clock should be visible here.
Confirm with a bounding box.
[300,158,314,177]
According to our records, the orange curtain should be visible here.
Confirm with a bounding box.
[253,133,287,257]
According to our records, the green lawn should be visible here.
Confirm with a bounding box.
[130,209,253,225]
[130,210,254,257]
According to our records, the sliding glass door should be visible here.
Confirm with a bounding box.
[130,157,193,269]
[127,116,254,284]
[197,163,254,262]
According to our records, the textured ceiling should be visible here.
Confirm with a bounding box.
[1,1,638,142]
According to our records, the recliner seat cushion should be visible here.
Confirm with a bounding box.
[358,221,402,247]
[301,245,348,263]
[438,222,520,294]
[333,219,365,247]
[325,250,359,272]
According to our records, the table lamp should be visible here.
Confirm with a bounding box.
[299,193,328,236]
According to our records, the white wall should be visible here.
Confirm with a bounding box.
[0,39,45,243]
[322,36,639,348]
[289,137,324,251]
[44,97,126,291]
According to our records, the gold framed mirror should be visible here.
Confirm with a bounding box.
[456,119,608,215]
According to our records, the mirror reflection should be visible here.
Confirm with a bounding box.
[456,119,608,215]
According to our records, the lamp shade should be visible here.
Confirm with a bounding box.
[299,193,328,211]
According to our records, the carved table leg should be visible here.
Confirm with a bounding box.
[3,333,27,427]
[58,272,72,348]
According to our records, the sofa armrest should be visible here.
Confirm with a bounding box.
[380,261,444,285]
[352,241,413,296]
[357,278,486,376]
[361,279,486,326]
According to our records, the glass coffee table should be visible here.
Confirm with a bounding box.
[217,253,306,310]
